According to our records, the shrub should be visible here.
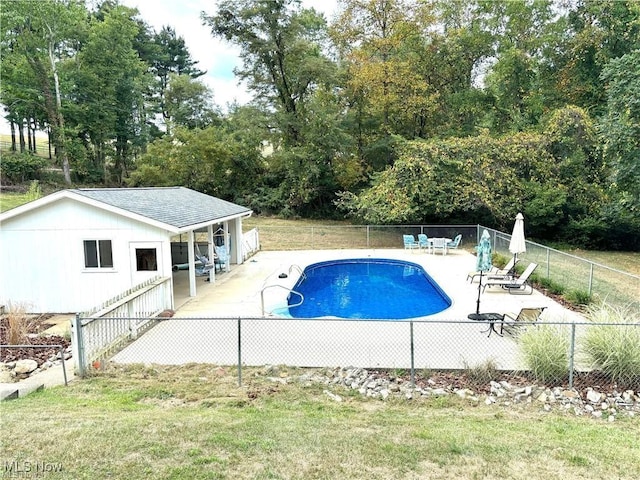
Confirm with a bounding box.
[0,152,48,182]
[519,325,570,384]
[564,289,592,307]
[26,180,41,202]
[464,359,499,386]
[582,304,640,388]
[534,276,565,296]
[491,253,511,269]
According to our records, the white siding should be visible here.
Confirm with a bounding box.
[0,198,171,313]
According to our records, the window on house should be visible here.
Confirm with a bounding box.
[84,240,113,268]
[135,248,157,271]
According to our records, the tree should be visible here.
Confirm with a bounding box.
[73,3,149,183]
[336,132,564,230]
[150,26,206,134]
[555,0,640,115]
[480,0,561,131]
[331,0,438,168]
[0,51,47,153]
[202,0,335,147]
[203,0,343,215]
[128,124,266,203]
[165,73,219,130]
[600,50,640,208]
[1,0,88,183]
[420,0,493,137]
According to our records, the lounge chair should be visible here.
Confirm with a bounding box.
[417,234,431,253]
[482,262,538,294]
[447,234,462,251]
[403,235,419,252]
[467,257,518,283]
[500,307,546,336]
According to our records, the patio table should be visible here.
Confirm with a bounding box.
[429,238,452,255]
[468,312,504,337]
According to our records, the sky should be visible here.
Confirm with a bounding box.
[121,0,339,110]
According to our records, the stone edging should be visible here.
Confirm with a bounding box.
[266,366,639,421]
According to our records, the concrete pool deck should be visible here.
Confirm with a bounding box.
[111,249,586,370]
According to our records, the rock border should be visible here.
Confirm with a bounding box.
[265,366,639,421]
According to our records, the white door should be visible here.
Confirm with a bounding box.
[130,242,163,286]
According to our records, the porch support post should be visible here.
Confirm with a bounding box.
[208,225,215,284]
[188,230,196,297]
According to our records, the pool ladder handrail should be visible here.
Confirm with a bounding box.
[289,264,306,280]
[260,284,304,317]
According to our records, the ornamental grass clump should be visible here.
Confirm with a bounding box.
[519,324,570,385]
[3,303,39,345]
[582,303,640,389]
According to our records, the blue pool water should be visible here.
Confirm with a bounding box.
[287,258,451,319]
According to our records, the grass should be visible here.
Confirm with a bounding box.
[0,190,37,212]
[565,249,640,276]
[0,132,50,159]
[1,364,639,479]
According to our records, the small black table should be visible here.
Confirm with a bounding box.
[468,312,504,337]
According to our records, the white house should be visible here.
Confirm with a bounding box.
[0,187,252,313]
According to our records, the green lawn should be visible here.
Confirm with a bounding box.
[1,365,638,480]
[0,190,36,212]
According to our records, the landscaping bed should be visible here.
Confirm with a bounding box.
[0,314,71,368]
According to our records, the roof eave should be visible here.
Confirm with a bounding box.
[174,210,253,234]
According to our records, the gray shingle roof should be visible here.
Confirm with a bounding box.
[72,187,251,229]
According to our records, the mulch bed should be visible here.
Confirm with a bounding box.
[0,315,71,366]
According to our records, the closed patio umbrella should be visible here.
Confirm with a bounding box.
[508,213,526,272]
[475,229,492,314]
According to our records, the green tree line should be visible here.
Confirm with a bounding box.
[1,0,638,248]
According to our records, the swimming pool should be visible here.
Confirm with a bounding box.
[286,258,451,319]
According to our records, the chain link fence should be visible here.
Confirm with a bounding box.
[74,316,640,392]
[67,223,639,395]
[481,226,639,311]
[253,223,638,312]
[254,224,478,251]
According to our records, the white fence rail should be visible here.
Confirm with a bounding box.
[72,275,172,375]
[242,227,260,260]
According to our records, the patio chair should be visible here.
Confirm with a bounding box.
[403,235,419,252]
[482,262,538,294]
[417,234,431,253]
[467,257,518,283]
[195,253,214,276]
[214,244,229,272]
[447,234,462,251]
[500,307,546,336]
